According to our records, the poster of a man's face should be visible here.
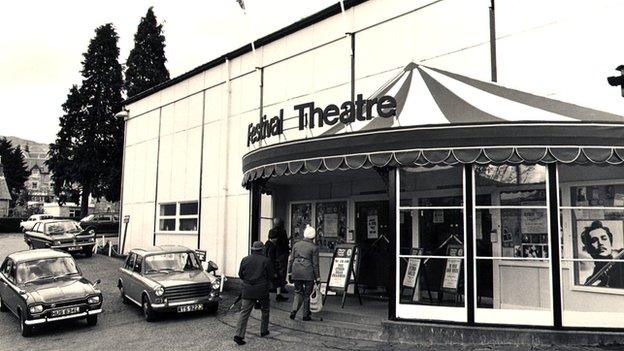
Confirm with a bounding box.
[576,220,624,288]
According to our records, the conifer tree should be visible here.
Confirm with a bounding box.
[0,138,29,205]
[48,24,124,215]
[125,7,170,97]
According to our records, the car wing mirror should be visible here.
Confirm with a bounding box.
[93,279,101,287]
[18,289,27,295]
[207,261,218,273]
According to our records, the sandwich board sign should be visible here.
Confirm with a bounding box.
[325,244,362,308]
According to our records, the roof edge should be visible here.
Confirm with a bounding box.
[124,0,368,105]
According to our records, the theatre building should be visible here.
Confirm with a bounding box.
[121,0,624,332]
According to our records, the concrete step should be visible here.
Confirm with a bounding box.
[271,299,383,327]
[266,312,384,342]
[381,320,624,347]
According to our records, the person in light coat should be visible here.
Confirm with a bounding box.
[288,224,320,321]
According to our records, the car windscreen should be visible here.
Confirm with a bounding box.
[144,252,201,274]
[81,215,94,222]
[44,221,82,235]
[16,257,79,284]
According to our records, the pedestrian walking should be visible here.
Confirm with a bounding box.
[267,217,289,301]
[234,241,274,346]
[288,224,320,321]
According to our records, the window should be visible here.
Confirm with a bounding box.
[1,258,11,277]
[473,164,552,326]
[558,164,624,328]
[99,216,112,222]
[158,201,199,232]
[32,223,41,232]
[397,165,467,322]
[125,253,136,270]
[134,255,143,273]
[31,182,38,190]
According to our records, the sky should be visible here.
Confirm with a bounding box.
[0,0,337,144]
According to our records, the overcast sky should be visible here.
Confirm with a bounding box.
[0,0,337,144]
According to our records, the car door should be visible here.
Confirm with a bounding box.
[100,215,113,233]
[0,259,12,309]
[128,255,145,302]
[30,223,48,248]
[0,259,20,315]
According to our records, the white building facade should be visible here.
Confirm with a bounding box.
[122,0,624,329]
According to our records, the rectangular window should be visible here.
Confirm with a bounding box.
[473,164,552,327]
[158,201,199,232]
[558,164,624,328]
[397,165,467,322]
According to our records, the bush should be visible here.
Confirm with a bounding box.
[0,217,26,233]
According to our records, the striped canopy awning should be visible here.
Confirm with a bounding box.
[242,63,624,186]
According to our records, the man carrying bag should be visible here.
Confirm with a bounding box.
[288,225,320,321]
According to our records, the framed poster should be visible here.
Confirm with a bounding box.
[521,206,547,234]
[402,248,423,288]
[367,214,378,239]
[290,203,312,243]
[441,245,463,292]
[315,201,347,246]
[574,220,624,289]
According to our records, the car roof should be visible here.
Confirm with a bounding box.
[8,249,72,263]
[131,245,193,256]
[36,219,78,224]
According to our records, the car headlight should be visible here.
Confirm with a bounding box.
[88,296,101,304]
[155,286,164,296]
[211,280,220,290]
[29,305,44,314]
[53,240,61,246]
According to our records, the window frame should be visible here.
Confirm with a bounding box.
[156,201,199,234]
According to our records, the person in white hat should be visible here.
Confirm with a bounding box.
[288,224,320,321]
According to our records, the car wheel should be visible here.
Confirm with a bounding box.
[20,310,33,337]
[142,297,157,322]
[0,296,7,312]
[119,286,129,304]
[86,315,98,326]
[205,302,219,315]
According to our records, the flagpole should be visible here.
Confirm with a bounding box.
[236,0,259,69]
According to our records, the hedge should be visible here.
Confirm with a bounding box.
[0,218,27,233]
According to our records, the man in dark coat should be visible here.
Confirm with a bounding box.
[288,225,320,321]
[234,241,274,346]
[266,217,289,301]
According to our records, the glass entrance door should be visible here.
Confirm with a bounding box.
[356,201,391,294]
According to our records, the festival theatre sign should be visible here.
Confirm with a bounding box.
[247,94,397,146]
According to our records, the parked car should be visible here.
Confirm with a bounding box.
[80,212,119,235]
[23,219,95,257]
[117,245,221,322]
[19,214,54,232]
[0,249,103,336]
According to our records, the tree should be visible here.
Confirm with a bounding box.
[124,7,170,97]
[47,24,124,216]
[0,138,30,206]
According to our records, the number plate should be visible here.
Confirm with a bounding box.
[177,304,203,313]
[67,246,82,251]
[51,306,80,317]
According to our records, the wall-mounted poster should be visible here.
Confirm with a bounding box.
[316,201,347,251]
[521,202,547,234]
[367,214,378,239]
[290,203,312,243]
[574,220,624,289]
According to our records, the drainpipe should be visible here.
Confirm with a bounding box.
[218,58,232,275]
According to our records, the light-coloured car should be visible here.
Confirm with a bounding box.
[117,245,220,322]
[19,214,54,232]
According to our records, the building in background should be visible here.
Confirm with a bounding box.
[120,0,624,331]
[0,159,11,216]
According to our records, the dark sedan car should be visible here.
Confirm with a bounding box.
[0,249,103,336]
[117,245,221,322]
[24,219,95,257]
[80,212,119,235]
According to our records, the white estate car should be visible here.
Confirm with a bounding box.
[19,214,54,232]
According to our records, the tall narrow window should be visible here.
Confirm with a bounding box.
[396,165,467,322]
[473,164,553,326]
